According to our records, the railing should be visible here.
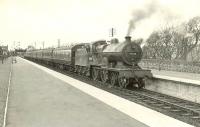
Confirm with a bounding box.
[139,59,200,74]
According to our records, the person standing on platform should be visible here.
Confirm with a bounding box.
[12,51,17,63]
[0,55,3,64]
[0,47,3,64]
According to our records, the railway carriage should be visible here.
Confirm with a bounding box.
[52,47,71,70]
[25,50,37,61]
[42,48,54,65]
[35,50,43,62]
[32,50,38,60]
[24,51,31,59]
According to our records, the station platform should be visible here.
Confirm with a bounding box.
[4,57,194,127]
[151,69,200,85]
[0,57,12,127]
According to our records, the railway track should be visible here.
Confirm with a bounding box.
[37,60,200,127]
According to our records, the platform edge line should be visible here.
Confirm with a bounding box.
[3,59,13,127]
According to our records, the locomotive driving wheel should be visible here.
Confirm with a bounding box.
[137,78,145,89]
[118,77,129,88]
[74,66,78,73]
[100,70,108,84]
[92,68,99,81]
[59,64,64,70]
[79,66,83,75]
[77,66,81,74]
[82,67,87,76]
[69,66,74,72]
[110,72,118,87]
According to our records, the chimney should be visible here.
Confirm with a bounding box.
[125,36,131,42]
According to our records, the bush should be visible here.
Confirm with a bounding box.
[139,59,200,73]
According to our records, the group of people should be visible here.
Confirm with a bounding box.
[0,53,8,64]
[12,52,17,63]
[0,51,17,64]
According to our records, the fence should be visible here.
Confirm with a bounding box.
[139,59,200,74]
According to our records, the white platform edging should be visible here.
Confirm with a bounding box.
[154,74,200,86]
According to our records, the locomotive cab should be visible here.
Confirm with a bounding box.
[89,40,107,65]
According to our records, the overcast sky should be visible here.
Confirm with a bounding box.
[0,0,200,49]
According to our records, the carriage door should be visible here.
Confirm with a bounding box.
[71,49,76,66]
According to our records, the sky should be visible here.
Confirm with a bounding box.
[0,0,200,49]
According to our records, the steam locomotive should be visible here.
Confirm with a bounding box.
[24,36,152,88]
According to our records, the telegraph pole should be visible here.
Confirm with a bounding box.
[57,39,60,48]
[109,28,116,37]
[13,41,15,50]
[18,42,20,49]
[34,42,36,49]
[42,41,45,49]
[111,28,114,37]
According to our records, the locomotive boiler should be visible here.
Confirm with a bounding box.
[101,36,143,67]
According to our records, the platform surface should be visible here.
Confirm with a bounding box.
[0,57,11,127]
[5,57,148,127]
[151,69,200,85]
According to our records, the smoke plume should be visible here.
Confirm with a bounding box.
[127,1,158,36]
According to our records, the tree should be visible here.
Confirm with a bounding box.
[169,27,187,59]
[159,27,176,60]
[145,26,176,60]
[144,16,200,61]
[146,31,161,59]
[180,16,200,60]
